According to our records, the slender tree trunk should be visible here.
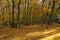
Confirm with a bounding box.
[44,0,50,24]
[1,6,4,27]
[25,0,26,25]
[48,0,55,25]
[17,0,21,27]
[25,0,29,25]
[12,0,15,27]
[41,0,44,25]
[25,0,28,25]
[27,0,29,25]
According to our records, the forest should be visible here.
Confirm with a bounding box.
[0,0,60,27]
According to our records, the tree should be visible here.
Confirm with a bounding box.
[17,0,21,27]
[48,0,55,25]
[12,0,15,27]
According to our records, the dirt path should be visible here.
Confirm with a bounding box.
[0,24,60,40]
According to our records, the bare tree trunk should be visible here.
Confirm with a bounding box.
[12,0,15,27]
[25,0,29,25]
[2,6,4,27]
[27,0,30,25]
[48,0,55,25]
[44,0,50,24]
[41,0,44,26]
[17,0,21,27]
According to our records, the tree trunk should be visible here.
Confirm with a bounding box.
[48,0,55,25]
[17,0,21,27]
[12,0,15,27]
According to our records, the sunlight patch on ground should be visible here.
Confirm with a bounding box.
[24,29,56,38]
[25,31,42,37]
[39,33,60,40]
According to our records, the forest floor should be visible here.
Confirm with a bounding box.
[0,23,60,40]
